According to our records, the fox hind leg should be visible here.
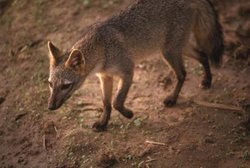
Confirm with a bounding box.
[162,49,186,107]
[162,18,192,107]
[161,27,190,107]
[192,49,212,89]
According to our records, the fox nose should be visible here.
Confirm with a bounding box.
[48,93,58,110]
[48,104,57,111]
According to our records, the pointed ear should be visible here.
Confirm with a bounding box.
[65,49,85,71]
[47,41,61,66]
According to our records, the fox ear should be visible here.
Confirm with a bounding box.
[48,41,61,66]
[65,49,85,71]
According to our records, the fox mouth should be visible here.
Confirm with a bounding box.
[63,94,72,104]
[48,94,72,111]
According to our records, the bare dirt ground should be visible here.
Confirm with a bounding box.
[0,0,250,168]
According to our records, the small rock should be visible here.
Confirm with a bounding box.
[97,152,117,168]
[238,4,250,18]
[0,130,4,136]
[17,157,24,163]
[0,97,5,104]
[15,112,27,121]
[0,0,13,15]
[204,138,215,144]
[234,45,250,60]
[43,121,56,134]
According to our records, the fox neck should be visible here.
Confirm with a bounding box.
[72,39,104,77]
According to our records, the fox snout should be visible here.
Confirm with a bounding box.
[47,90,64,111]
[48,104,58,111]
[48,95,61,111]
[48,97,65,111]
[48,88,73,111]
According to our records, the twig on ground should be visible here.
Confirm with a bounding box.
[193,100,244,112]
[54,125,59,138]
[145,163,151,168]
[15,112,27,121]
[145,140,166,146]
[138,161,144,167]
[54,125,58,134]
[145,158,157,163]
[82,107,102,112]
[43,134,47,151]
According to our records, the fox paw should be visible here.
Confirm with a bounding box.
[121,109,134,119]
[115,107,134,119]
[200,79,212,89]
[164,97,177,107]
[92,121,107,132]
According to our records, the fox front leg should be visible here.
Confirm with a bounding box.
[113,71,134,119]
[92,74,113,132]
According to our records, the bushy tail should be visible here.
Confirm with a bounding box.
[193,0,224,68]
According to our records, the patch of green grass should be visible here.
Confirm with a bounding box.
[33,0,47,5]
[78,115,85,128]
[133,116,148,127]
[193,64,203,76]
[243,150,250,161]
[79,0,92,8]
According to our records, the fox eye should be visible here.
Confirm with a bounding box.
[61,83,72,90]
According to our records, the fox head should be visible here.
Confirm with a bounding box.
[47,41,86,110]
